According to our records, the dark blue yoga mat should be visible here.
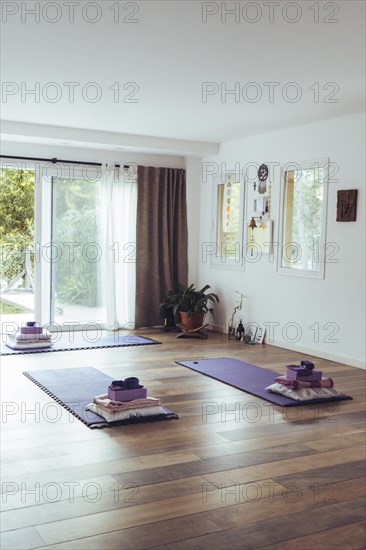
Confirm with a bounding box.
[176,357,352,407]
[23,366,178,428]
[1,334,160,355]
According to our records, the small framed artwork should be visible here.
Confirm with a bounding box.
[254,197,264,215]
[253,196,269,217]
[255,325,266,344]
[245,323,257,344]
[337,189,358,221]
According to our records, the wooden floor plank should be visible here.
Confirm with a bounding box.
[258,519,366,550]
[36,514,222,550]
[202,483,365,531]
[165,500,366,549]
[0,526,46,550]
[202,446,365,487]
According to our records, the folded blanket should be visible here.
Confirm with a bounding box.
[86,402,167,423]
[93,394,161,412]
[9,330,52,342]
[6,339,53,350]
[274,376,334,390]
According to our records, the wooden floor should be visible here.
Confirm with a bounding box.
[1,330,365,550]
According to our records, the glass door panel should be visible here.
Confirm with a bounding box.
[51,176,106,327]
[0,164,35,331]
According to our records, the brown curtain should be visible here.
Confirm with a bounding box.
[135,166,188,327]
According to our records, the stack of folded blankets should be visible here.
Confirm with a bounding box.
[6,322,53,350]
[265,359,347,402]
[85,377,167,422]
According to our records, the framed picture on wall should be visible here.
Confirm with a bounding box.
[336,189,358,221]
[253,197,264,215]
[255,325,266,344]
[253,196,269,217]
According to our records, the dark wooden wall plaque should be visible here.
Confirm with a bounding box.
[337,189,358,221]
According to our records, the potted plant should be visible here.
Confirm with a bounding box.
[161,283,219,330]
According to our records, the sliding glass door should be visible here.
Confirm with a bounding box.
[50,173,106,327]
[0,163,36,331]
[0,159,108,333]
[1,158,137,333]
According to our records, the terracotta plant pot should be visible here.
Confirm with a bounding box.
[179,311,205,330]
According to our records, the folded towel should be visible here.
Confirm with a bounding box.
[93,394,161,412]
[274,376,334,390]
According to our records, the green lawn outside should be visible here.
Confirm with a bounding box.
[0,300,25,314]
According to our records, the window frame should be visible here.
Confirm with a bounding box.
[210,172,246,270]
[276,157,329,280]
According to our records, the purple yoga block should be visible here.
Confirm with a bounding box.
[20,326,43,334]
[108,385,147,402]
[286,368,322,381]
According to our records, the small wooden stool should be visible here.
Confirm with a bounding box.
[176,323,209,339]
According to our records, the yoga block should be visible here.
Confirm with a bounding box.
[286,368,322,381]
[20,325,43,334]
[108,385,147,402]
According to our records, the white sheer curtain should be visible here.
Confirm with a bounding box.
[102,165,137,329]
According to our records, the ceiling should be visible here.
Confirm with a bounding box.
[1,0,365,154]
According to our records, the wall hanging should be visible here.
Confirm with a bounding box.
[336,189,358,221]
[257,163,269,194]
[247,217,273,255]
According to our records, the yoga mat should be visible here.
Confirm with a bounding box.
[176,357,352,407]
[1,334,160,355]
[23,367,178,428]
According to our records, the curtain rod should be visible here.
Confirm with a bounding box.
[0,155,130,168]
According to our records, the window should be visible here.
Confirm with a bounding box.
[210,173,245,268]
[277,158,329,279]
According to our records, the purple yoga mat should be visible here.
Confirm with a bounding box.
[23,367,178,428]
[176,357,352,407]
[1,334,160,355]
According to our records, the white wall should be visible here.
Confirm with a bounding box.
[197,113,365,368]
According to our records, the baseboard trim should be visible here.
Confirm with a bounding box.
[265,339,365,370]
[209,323,365,370]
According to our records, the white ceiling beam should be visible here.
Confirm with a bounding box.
[1,121,219,157]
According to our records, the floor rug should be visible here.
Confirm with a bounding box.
[176,357,353,407]
[23,367,178,428]
[1,334,160,355]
